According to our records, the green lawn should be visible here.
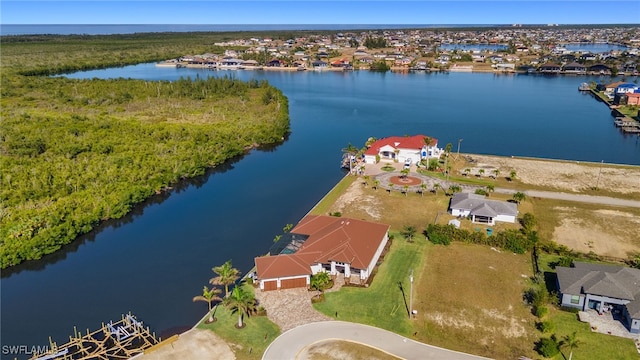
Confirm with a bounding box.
[198,286,281,360]
[548,309,638,360]
[313,234,425,336]
[309,175,355,216]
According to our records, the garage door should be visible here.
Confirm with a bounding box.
[280,277,307,289]
[263,280,277,291]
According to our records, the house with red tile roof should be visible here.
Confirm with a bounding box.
[363,135,442,165]
[254,215,390,291]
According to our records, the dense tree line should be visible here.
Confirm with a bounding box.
[363,36,387,49]
[425,222,538,254]
[0,34,290,268]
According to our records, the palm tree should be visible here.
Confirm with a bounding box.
[388,183,394,194]
[193,286,222,323]
[403,185,409,196]
[512,191,526,204]
[432,183,440,195]
[486,184,495,193]
[561,332,581,360]
[310,272,331,298]
[223,286,257,329]
[509,170,517,182]
[420,183,427,197]
[400,168,410,178]
[423,136,433,163]
[448,185,462,195]
[478,169,485,177]
[342,143,359,174]
[492,169,500,179]
[400,225,417,242]
[464,168,471,177]
[210,260,241,298]
[373,179,380,190]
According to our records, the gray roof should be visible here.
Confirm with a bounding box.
[449,193,518,217]
[557,262,640,319]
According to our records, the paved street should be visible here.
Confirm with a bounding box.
[262,321,491,360]
[494,188,640,208]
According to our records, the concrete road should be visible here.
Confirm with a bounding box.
[262,321,491,360]
[494,188,640,208]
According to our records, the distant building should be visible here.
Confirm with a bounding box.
[363,135,443,164]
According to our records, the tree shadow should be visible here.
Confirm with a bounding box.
[397,281,410,318]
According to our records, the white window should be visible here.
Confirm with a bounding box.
[570,295,580,305]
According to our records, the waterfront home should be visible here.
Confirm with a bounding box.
[254,216,390,291]
[539,62,562,73]
[604,81,626,93]
[588,64,612,75]
[563,62,587,74]
[556,262,640,334]
[623,92,640,106]
[363,135,442,165]
[449,193,518,225]
[311,60,328,69]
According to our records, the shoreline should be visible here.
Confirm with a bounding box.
[157,61,640,76]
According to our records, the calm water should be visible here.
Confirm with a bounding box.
[439,44,509,51]
[2,65,640,357]
[563,43,629,53]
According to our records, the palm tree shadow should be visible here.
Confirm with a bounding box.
[397,281,410,317]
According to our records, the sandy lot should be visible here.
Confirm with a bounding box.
[136,328,235,360]
[468,154,640,195]
[552,207,640,258]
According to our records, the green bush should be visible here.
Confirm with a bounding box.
[536,336,560,357]
[537,320,555,333]
[534,305,549,318]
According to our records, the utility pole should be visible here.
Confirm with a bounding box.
[409,269,414,319]
[595,160,604,190]
[456,138,463,160]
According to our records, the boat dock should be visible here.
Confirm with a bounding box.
[614,116,640,134]
[30,313,160,360]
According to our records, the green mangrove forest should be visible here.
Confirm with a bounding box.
[0,32,291,268]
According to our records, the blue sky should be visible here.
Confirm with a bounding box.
[2,1,639,25]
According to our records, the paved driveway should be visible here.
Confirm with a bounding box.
[262,321,491,360]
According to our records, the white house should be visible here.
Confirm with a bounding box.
[254,216,390,291]
[449,192,518,225]
[363,135,443,165]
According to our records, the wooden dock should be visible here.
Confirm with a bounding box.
[30,313,160,360]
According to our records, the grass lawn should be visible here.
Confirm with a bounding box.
[547,308,639,360]
[309,175,355,215]
[198,286,280,360]
[315,238,540,359]
[314,235,424,336]
[415,243,538,359]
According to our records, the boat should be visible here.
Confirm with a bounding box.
[578,83,590,91]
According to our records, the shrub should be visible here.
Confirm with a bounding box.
[536,336,560,357]
[534,305,549,318]
[537,320,556,333]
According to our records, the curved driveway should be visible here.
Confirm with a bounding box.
[262,321,490,360]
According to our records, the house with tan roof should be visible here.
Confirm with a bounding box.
[254,215,390,291]
[557,262,640,334]
[363,135,443,165]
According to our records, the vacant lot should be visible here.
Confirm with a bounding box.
[463,154,640,198]
[415,243,538,359]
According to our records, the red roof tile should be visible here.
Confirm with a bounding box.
[364,135,437,156]
[255,216,390,280]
